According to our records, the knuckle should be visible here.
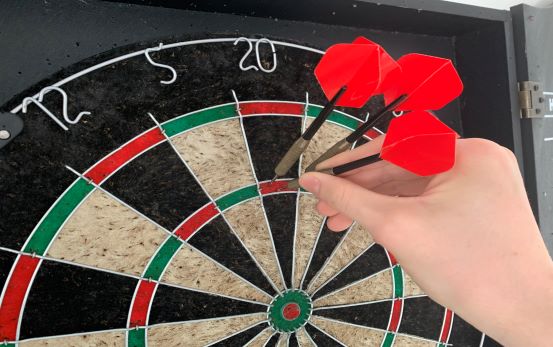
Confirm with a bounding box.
[460,138,518,169]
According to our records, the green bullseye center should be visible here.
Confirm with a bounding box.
[268,290,312,332]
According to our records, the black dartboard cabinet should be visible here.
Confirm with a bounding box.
[0,1,551,346]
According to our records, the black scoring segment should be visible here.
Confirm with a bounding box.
[242,115,301,181]
[19,259,135,339]
[188,215,275,295]
[448,314,485,347]
[148,284,265,325]
[210,322,268,346]
[398,296,444,340]
[0,250,16,291]
[305,323,343,346]
[312,244,390,300]
[263,192,297,288]
[314,300,392,330]
[102,142,210,231]
[0,163,74,250]
[482,335,503,346]
[289,333,299,347]
[265,333,280,346]
[302,223,347,290]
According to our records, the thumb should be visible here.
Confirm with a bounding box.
[299,172,401,231]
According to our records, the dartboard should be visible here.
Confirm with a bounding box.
[0,36,491,346]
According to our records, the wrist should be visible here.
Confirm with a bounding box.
[497,259,553,346]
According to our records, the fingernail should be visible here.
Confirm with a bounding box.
[299,174,320,195]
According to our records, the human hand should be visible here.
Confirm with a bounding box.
[299,136,553,347]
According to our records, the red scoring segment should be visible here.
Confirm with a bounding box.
[282,303,301,321]
[85,128,165,184]
[0,255,40,341]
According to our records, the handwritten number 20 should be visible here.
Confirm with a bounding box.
[234,37,277,73]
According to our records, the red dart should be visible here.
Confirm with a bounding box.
[394,53,463,111]
[314,42,384,108]
[287,110,459,189]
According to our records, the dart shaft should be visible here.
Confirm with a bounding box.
[304,138,351,172]
[302,86,347,140]
[304,95,407,174]
[286,154,381,190]
[274,137,311,177]
[273,86,346,178]
[332,153,381,175]
[345,94,407,143]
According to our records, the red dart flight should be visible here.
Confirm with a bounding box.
[314,39,399,108]
[351,36,403,105]
[394,53,463,111]
[381,110,460,176]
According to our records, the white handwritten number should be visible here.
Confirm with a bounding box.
[234,37,277,73]
[255,38,277,73]
[234,37,259,71]
[21,86,91,131]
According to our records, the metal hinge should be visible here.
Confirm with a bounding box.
[518,81,545,118]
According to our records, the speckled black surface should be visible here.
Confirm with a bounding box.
[449,315,486,347]
[398,296,444,340]
[314,300,392,330]
[482,335,503,346]
[0,250,16,291]
[0,154,75,250]
[289,333,299,347]
[305,323,342,346]
[243,115,301,180]
[210,322,268,346]
[20,259,136,339]
[0,28,474,343]
[188,215,275,295]
[148,283,265,324]
[265,333,280,346]
[301,223,345,291]
[102,142,210,231]
[263,192,297,288]
[312,244,390,300]
[0,36,332,249]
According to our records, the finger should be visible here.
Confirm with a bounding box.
[299,171,401,230]
[371,178,431,197]
[316,135,385,170]
[326,214,353,232]
[317,200,340,217]
[337,160,421,190]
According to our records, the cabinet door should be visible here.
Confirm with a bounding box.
[512,4,553,252]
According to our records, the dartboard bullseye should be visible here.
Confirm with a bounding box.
[0,35,490,346]
[268,290,312,333]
